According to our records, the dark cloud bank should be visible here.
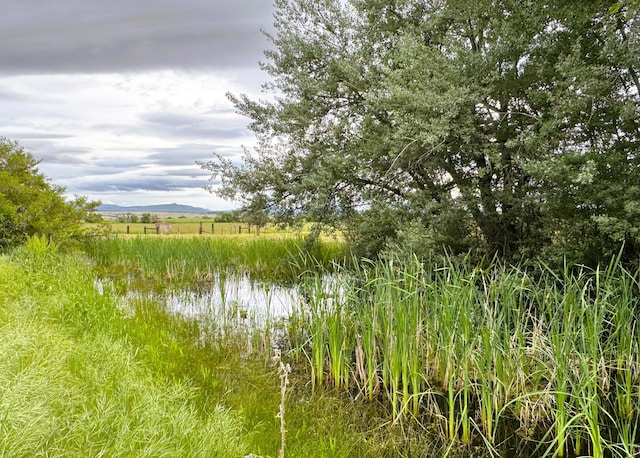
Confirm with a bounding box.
[0,0,274,74]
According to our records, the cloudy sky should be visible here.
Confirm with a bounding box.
[0,0,275,210]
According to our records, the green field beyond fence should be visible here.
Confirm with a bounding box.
[104,221,284,236]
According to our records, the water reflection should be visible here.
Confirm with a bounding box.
[165,273,302,328]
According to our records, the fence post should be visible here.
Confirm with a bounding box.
[199,222,203,234]
[126,225,130,234]
[239,225,242,234]
[211,223,214,234]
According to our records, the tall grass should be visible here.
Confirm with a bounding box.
[83,235,347,286]
[297,253,640,456]
[1,236,426,457]
[0,237,248,457]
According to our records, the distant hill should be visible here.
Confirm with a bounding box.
[97,203,213,214]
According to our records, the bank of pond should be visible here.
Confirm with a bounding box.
[2,235,640,457]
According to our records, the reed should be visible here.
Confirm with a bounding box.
[296,253,640,455]
[83,235,347,286]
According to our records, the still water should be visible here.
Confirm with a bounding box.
[164,273,302,327]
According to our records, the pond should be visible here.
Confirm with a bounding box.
[164,273,302,327]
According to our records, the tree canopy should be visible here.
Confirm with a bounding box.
[0,138,100,249]
[200,0,640,266]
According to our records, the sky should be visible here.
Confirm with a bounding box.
[0,0,275,211]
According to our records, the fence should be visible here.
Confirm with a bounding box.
[117,222,253,235]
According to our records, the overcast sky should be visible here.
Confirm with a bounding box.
[0,0,275,210]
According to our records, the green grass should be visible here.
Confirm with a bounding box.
[0,237,247,457]
[83,235,348,286]
[1,237,422,457]
[294,254,640,457]
[20,232,640,456]
[93,221,306,235]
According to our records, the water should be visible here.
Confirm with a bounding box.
[164,273,302,328]
[99,271,345,352]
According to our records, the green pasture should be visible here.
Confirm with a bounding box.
[98,221,285,235]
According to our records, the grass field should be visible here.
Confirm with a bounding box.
[0,237,247,457]
[95,221,283,235]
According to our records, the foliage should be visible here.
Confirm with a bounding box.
[116,212,140,223]
[242,193,271,235]
[212,209,243,222]
[83,235,348,286]
[200,0,640,267]
[0,138,100,249]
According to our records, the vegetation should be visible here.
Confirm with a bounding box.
[1,237,443,457]
[3,1,640,456]
[96,220,280,235]
[82,235,348,285]
[291,253,640,457]
[0,138,100,249]
[0,237,247,457]
[200,0,640,267]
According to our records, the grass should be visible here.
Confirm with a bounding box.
[13,233,640,456]
[82,235,348,286]
[293,253,640,457]
[1,236,424,457]
[0,237,247,457]
[90,220,317,236]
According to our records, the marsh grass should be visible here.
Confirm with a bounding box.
[1,237,419,457]
[72,232,640,456]
[83,235,347,287]
[298,253,640,456]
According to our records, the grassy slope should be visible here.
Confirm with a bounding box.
[0,239,247,457]
[0,238,396,457]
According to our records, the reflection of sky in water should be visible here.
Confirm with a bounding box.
[165,274,302,327]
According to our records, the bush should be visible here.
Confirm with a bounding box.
[0,138,100,250]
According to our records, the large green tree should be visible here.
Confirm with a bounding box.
[0,138,100,249]
[200,0,639,265]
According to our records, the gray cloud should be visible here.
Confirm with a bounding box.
[138,111,248,140]
[0,0,273,75]
[71,170,210,193]
[0,1,270,209]
[0,88,33,102]
[147,143,238,165]
[18,140,91,164]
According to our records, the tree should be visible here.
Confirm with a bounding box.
[242,194,270,235]
[0,138,100,249]
[200,0,640,265]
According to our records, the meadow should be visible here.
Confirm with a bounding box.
[4,234,640,456]
[93,216,304,236]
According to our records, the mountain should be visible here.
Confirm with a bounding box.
[97,203,213,213]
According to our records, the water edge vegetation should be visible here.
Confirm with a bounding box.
[79,235,640,456]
